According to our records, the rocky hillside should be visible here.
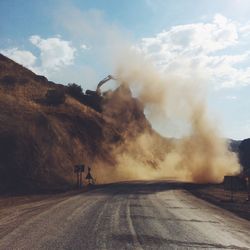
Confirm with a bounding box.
[0,54,152,193]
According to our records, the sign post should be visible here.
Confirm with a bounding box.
[74,164,85,188]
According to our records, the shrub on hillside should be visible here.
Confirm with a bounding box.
[1,75,16,87]
[34,75,48,83]
[67,83,84,100]
[45,89,65,106]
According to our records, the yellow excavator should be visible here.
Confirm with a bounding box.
[84,75,117,112]
[85,75,116,96]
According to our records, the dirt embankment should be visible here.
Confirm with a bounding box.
[0,53,242,194]
[0,54,151,193]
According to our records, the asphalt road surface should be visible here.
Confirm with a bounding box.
[0,182,250,250]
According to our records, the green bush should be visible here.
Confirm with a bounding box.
[67,83,84,100]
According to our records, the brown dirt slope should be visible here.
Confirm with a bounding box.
[0,54,151,193]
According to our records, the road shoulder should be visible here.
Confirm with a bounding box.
[185,184,250,221]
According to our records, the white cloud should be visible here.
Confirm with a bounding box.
[29,35,76,71]
[0,48,37,69]
[81,44,90,50]
[137,14,250,88]
[141,14,238,55]
[1,36,77,78]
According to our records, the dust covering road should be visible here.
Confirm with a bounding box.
[0,182,249,250]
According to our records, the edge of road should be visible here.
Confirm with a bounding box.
[184,184,250,221]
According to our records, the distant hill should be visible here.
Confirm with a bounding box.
[228,139,242,153]
[0,53,153,193]
[227,139,250,175]
[238,139,250,175]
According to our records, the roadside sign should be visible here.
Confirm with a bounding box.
[74,164,85,189]
[74,165,85,173]
[79,165,84,172]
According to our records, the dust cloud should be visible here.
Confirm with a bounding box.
[55,2,240,184]
[94,49,240,184]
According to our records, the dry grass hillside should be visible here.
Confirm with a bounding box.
[0,53,153,193]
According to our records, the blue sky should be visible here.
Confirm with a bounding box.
[1,0,250,139]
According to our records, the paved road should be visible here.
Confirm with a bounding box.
[0,182,250,250]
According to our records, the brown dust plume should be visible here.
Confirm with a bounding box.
[93,50,240,184]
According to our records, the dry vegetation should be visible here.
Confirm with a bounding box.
[0,54,150,193]
[0,53,243,194]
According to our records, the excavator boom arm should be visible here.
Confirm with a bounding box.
[96,75,116,93]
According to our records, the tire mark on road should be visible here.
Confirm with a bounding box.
[126,195,143,250]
